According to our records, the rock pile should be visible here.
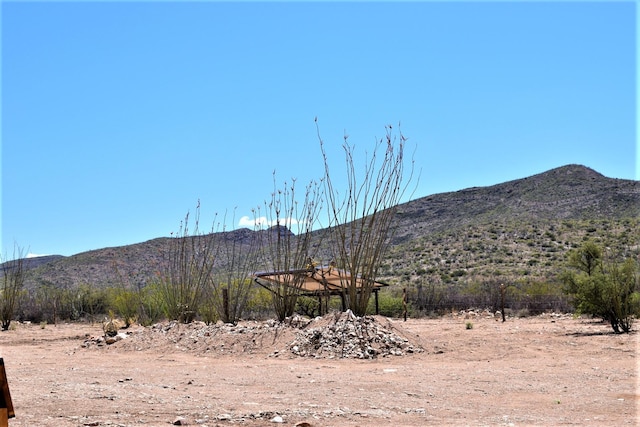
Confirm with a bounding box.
[89,317,306,354]
[287,310,423,359]
[81,312,423,358]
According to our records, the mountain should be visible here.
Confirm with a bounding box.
[391,164,638,243]
[16,164,640,290]
[379,165,639,286]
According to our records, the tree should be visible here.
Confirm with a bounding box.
[562,240,640,333]
[0,245,27,330]
[567,240,601,276]
[318,121,414,316]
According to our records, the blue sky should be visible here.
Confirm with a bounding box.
[1,1,637,258]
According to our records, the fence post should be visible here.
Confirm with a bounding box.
[499,284,507,322]
[402,288,408,321]
[222,287,230,323]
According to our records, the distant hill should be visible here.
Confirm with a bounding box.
[24,255,66,268]
[0,255,66,275]
[16,164,640,291]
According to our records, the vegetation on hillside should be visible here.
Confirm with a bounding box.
[4,165,639,327]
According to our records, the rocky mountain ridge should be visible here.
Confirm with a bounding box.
[11,164,640,290]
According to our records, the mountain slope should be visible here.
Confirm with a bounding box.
[19,164,640,290]
[380,165,639,287]
[391,165,638,244]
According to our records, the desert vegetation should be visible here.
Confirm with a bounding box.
[254,174,322,321]
[562,240,640,333]
[5,215,638,331]
[318,122,413,316]
[0,244,27,330]
[8,217,638,332]
[2,154,639,332]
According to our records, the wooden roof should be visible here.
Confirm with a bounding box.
[254,266,388,295]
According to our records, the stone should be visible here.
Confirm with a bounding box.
[103,320,118,337]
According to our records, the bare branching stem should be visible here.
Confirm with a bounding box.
[0,244,27,330]
[158,201,218,323]
[317,122,414,316]
[256,173,322,321]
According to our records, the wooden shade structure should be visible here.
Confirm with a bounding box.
[254,266,389,315]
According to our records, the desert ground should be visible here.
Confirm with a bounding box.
[0,311,637,427]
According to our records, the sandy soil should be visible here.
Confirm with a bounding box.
[0,313,637,427]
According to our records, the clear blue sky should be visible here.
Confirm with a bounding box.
[1,1,637,258]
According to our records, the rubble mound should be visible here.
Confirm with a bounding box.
[84,312,423,359]
[93,318,301,355]
[288,310,423,359]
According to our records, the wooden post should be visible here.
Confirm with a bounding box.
[402,288,408,321]
[222,288,230,323]
[324,291,330,315]
[0,358,15,426]
[499,283,507,322]
[374,290,380,315]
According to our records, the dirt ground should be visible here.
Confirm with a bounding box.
[0,312,637,427]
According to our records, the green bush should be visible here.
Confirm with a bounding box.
[367,291,405,317]
[107,287,139,327]
[137,283,166,326]
[295,296,320,318]
[244,286,275,320]
[562,241,640,333]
